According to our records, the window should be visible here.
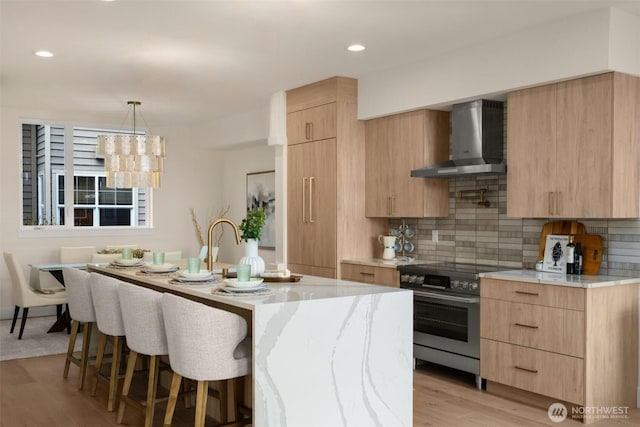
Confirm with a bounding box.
[21,123,150,228]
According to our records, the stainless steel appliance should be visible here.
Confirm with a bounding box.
[410,99,505,178]
[399,263,496,388]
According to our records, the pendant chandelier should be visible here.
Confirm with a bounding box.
[96,101,166,188]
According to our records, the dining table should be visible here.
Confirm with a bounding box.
[88,260,413,427]
[29,262,86,333]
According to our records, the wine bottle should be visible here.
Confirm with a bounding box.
[566,236,575,274]
[574,242,583,275]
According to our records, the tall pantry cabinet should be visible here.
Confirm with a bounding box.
[286,77,385,279]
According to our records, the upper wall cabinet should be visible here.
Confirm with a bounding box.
[365,109,450,218]
[507,72,640,218]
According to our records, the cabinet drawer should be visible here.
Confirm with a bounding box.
[481,298,584,357]
[481,339,584,405]
[340,263,400,287]
[287,103,337,145]
[481,278,584,311]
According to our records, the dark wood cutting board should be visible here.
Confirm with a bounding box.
[538,221,586,260]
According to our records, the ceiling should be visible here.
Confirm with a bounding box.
[2,0,639,128]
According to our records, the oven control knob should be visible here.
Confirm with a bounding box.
[409,275,417,283]
[470,282,478,290]
[401,274,410,282]
[451,280,459,289]
[461,281,469,290]
[416,276,424,284]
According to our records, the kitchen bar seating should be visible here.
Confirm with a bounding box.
[89,273,127,412]
[116,282,170,427]
[162,293,252,427]
[61,267,96,390]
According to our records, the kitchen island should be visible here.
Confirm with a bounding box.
[88,263,413,427]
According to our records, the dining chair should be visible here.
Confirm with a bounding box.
[3,252,68,340]
[89,273,127,412]
[116,282,171,427]
[61,267,96,390]
[162,293,252,427]
[59,246,97,263]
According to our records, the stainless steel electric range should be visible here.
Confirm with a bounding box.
[398,263,497,389]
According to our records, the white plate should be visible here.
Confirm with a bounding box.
[173,274,215,283]
[141,265,178,274]
[112,258,144,266]
[146,263,178,271]
[180,270,212,279]
[223,278,264,289]
[221,284,268,293]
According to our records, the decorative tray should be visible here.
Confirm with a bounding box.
[262,275,302,283]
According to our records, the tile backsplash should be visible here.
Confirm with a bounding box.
[389,176,640,278]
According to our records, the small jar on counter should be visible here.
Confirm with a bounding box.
[535,260,544,271]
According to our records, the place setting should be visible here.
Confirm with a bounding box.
[169,257,218,285]
[211,264,272,296]
[108,248,145,269]
[138,251,180,275]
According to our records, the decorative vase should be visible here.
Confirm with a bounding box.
[238,238,265,277]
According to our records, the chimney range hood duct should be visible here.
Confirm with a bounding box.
[411,99,505,178]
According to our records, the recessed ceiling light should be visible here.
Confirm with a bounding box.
[347,44,366,52]
[34,50,54,58]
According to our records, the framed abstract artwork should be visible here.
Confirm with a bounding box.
[246,170,275,249]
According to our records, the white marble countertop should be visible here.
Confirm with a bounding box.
[341,257,428,269]
[480,269,640,288]
[88,263,410,311]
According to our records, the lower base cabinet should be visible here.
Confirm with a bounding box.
[340,262,399,287]
[480,278,639,424]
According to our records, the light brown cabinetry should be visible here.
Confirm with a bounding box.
[340,262,399,287]
[365,110,449,218]
[481,277,639,422]
[287,77,385,279]
[507,72,640,218]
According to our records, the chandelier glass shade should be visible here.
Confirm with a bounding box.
[96,101,166,188]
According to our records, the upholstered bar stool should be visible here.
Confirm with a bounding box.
[61,267,96,390]
[89,273,127,412]
[161,293,252,427]
[116,282,169,427]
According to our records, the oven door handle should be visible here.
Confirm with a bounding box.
[413,290,480,304]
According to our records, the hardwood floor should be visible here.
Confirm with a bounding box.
[1,355,639,426]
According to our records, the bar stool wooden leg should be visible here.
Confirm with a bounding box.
[164,372,183,427]
[195,380,209,427]
[91,332,108,396]
[219,379,228,423]
[63,320,79,379]
[107,335,123,412]
[145,355,160,427]
[233,376,246,422]
[78,322,93,390]
[117,350,138,424]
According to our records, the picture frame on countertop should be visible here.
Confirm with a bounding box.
[542,234,568,273]
[246,170,275,249]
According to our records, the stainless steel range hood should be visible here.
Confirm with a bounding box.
[411,99,505,178]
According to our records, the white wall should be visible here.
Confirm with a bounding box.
[357,7,640,118]
[217,142,277,266]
